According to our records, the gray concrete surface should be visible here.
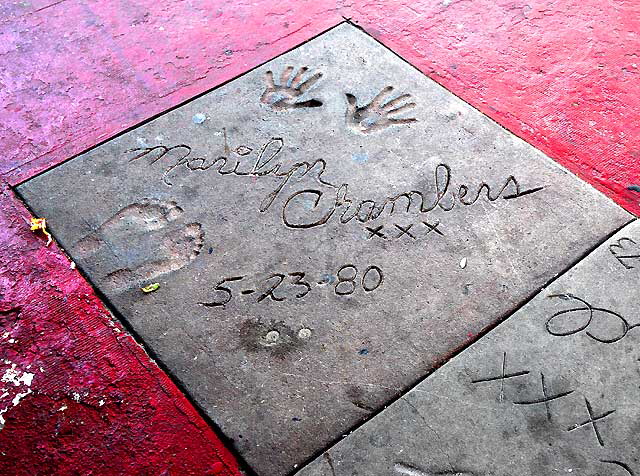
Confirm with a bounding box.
[17,24,632,475]
[297,220,640,476]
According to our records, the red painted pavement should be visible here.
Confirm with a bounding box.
[1,0,638,474]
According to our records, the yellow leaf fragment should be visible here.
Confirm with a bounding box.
[30,217,52,246]
[141,283,160,293]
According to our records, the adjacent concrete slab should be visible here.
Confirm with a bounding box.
[297,219,640,476]
[17,24,632,475]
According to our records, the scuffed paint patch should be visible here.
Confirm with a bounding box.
[0,361,35,429]
[1,364,34,387]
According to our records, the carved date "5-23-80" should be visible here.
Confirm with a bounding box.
[199,264,383,309]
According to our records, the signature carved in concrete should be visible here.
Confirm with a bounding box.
[609,237,640,269]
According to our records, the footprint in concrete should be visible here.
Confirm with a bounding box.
[75,199,184,255]
[73,199,204,291]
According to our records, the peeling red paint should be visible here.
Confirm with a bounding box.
[0,181,240,475]
[1,0,639,473]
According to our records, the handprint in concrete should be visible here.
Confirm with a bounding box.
[260,66,323,110]
[346,86,417,133]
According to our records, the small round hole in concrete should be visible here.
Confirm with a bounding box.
[263,330,280,346]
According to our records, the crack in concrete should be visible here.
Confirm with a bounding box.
[400,396,456,473]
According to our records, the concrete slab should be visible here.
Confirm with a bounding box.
[297,219,640,476]
[17,24,632,475]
